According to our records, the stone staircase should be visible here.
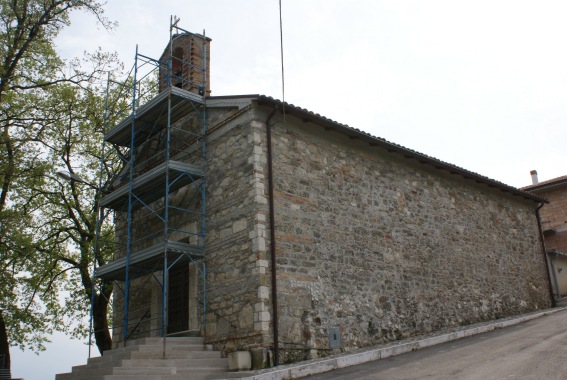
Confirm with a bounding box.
[55,337,229,380]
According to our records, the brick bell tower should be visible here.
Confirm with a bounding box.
[158,32,211,96]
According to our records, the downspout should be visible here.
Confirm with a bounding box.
[265,106,280,366]
[549,251,560,300]
[536,202,556,307]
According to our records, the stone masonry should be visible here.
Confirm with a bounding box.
[267,110,550,358]
[110,96,552,365]
[203,106,273,352]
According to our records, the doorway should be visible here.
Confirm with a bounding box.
[167,262,198,335]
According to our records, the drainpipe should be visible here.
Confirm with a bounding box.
[549,251,560,300]
[266,106,280,366]
[536,202,556,307]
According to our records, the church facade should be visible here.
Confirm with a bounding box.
[102,33,553,366]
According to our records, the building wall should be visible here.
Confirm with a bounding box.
[202,107,273,352]
[158,33,211,96]
[550,254,567,297]
[538,186,567,251]
[268,111,550,357]
[110,106,271,349]
[110,101,552,359]
[532,185,567,297]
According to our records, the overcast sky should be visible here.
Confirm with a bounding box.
[12,0,567,378]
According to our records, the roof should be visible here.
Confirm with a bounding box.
[521,175,567,193]
[208,94,546,204]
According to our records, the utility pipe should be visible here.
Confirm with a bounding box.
[265,106,280,366]
[549,252,560,300]
[536,202,556,307]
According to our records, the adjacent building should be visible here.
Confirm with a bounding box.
[523,170,567,300]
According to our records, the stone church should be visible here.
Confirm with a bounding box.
[96,31,553,367]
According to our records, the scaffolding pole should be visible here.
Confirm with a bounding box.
[94,19,209,350]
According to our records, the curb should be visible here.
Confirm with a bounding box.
[217,306,567,380]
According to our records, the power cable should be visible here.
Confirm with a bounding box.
[279,0,287,124]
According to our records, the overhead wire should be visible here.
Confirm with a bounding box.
[279,0,287,125]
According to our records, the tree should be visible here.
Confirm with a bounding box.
[0,0,123,363]
[0,0,113,102]
[32,66,129,354]
[1,51,129,355]
[0,310,9,376]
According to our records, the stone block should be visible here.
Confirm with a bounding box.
[228,351,252,371]
[216,318,230,335]
[254,321,270,331]
[257,311,270,322]
[250,347,268,369]
[232,218,247,233]
[258,286,270,300]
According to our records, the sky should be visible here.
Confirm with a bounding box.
[11,0,567,378]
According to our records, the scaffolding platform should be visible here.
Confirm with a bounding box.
[91,21,209,344]
[100,160,203,211]
[95,240,204,281]
[105,86,205,147]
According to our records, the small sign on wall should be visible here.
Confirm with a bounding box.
[328,326,341,349]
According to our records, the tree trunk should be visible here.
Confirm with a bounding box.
[0,310,11,378]
[92,294,112,355]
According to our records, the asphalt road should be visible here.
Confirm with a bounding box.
[303,309,567,380]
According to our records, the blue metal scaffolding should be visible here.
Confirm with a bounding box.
[93,18,209,346]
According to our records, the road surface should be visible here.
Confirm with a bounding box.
[303,309,567,379]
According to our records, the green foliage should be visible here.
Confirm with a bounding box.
[0,0,126,355]
[0,0,113,97]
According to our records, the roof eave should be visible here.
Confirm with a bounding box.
[521,180,567,193]
[252,95,547,204]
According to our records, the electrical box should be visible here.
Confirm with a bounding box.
[328,326,341,349]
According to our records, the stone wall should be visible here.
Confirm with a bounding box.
[202,107,272,352]
[268,111,551,357]
[109,99,551,360]
[110,106,271,348]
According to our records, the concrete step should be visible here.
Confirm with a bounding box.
[207,372,256,380]
[54,373,77,380]
[103,373,222,380]
[125,337,203,347]
[105,344,207,356]
[176,366,229,375]
[135,344,209,352]
[103,377,166,380]
[103,377,167,380]
[56,372,104,380]
[129,350,222,360]
[71,365,113,376]
[119,358,228,368]
[87,349,222,366]
[112,367,176,376]
[56,336,230,380]
[65,365,182,378]
[83,344,213,367]
[101,338,207,356]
